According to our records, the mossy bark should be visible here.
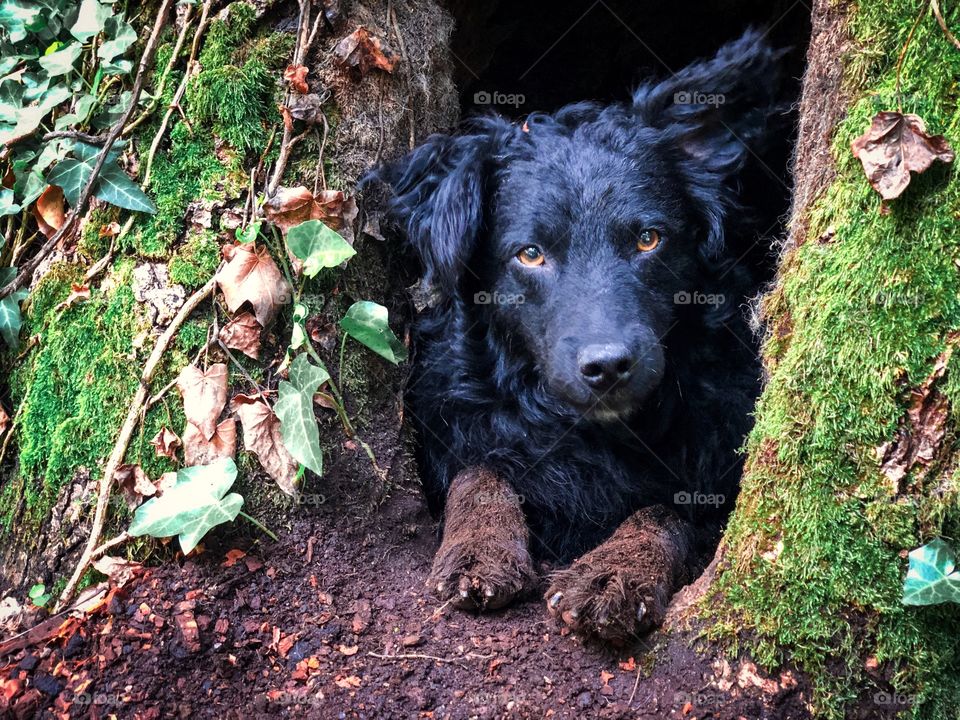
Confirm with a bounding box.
[705,0,960,717]
[0,0,456,591]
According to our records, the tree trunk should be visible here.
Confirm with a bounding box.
[695,0,960,717]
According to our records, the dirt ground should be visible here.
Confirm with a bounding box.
[0,444,817,720]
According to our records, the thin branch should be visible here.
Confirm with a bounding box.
[931,0,960,49]
[57,275,218,609]
[0,0,176,302]
[41,130,109,144]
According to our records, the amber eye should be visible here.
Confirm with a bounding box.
[636,229,661,253]
[517,245,545,267]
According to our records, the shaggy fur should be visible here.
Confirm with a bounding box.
[366,29,783,634]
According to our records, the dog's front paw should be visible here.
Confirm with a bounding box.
[428,537,537,611]
[545,559,671,644]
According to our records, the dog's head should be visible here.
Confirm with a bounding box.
[370,30,782,422]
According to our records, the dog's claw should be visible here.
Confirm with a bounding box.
[637,601,647,624]
[549,591,563,609]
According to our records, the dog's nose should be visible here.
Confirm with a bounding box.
[578,344,634,391]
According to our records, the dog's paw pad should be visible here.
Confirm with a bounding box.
[545,566,665,643]
[428,541,536,611]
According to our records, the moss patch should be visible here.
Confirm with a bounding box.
[710,2,960,718]
[169,230,221,289]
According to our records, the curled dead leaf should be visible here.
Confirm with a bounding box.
[284,64,310,94]
[150,427,182,460]
[216,244,291,327]
[333,26,398,78]
[54,283,90,311]
[93,556,143,587]
[177,364,229,441]
[264,186,358,239]
[183,418,237,467]
[99,221,121,238]
[219,312,262,360]
[233,394,299,497]
[115,464,158,509]
[851,111,955,200]
[34,185,65,238]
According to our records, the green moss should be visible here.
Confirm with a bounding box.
[78,206,121,259]
[169,231,220,288]
[709,2,960,718]
[1,261,150,530]
[186,58,273,151]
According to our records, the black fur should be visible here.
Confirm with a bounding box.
[367,30,783,563]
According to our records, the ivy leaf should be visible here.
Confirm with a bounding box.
[0,76,22,124]
[0,266,28,350]
[128,458,243,555]
[0,104,44,145]
[235,219,262,244]
[339,300,407,364]
[275,353,328,477]
[903,538,960,606]
[28,583,50,607]
[47,144,155,213]
[70,0,111,42]
[289,302,307,351]
[54,91,96,129]
[0,1,44,43]
[98,15,136,74]
[37,42,82,77]
[286,219,356,277]
[0,187,20,217]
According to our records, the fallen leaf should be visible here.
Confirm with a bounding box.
[222,548,246,567]
[92,556,142,586]
[335,674,362,689]
[851,111,955,200]
[215,244,291,327]
[183,418,237,467]
[232,394,299,497]
[278,102,293,132]
[34,185,65,238]
[219,312,261,360]
[150,427,182,460]
[333,26,398,78]
[99,221,121,238]
[286,93,325,126]
[177,364,228,440]
[600,670,614,687]
[338,644,359,656]
[619,657,636,671]
[115,464,158,509]
[264,186,358,238]
[284,64,309,93]
[53,283,90,311]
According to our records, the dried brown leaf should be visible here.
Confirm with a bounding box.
[233,394,299,497]
[34,185,65,238]
[54,283,90,311]
[219,312,262,360]
[333,26,398,78]
[215,244,291,327]
[115,464,158,509]
[283,64,310,94]
[177,364,228,441]
[183,418,237,467]
[150,427,182,460]
[264,186,357,239]
[851,111,955,200]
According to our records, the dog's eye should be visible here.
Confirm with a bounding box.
[517,246,545,267]
[636,229,661,253]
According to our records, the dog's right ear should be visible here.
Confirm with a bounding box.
[364,118,516,296]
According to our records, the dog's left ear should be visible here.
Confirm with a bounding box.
[364,117,517,297]
[632,28,786,252]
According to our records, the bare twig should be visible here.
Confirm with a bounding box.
[90,531,133,559]
[0,0,176,302]
[313,113,329,194]
[895,0,931,112]
[57,275,218,609]
[41,130,109,144]
[931,0,960,49]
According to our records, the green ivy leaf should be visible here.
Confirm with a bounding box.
[0,187,20,217]
[128,458,243,555]
[0,76,22,124]
[275,353,328,477]
[37,41,81,77]
[235,219,262,244]
[28,583,50,607]
[47,142,155,213]
[98,14,136,73]
[54,91,95,129]
[70,0,111,42]
[903,538,960,606]
[286,219,356,277]
[289,301,307,351]
[0,0,44,43]
[339,300,407,364]
[0,266,28,350]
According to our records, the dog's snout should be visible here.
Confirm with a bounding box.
[578,344,634,391]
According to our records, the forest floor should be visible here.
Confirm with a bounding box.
[0,454,815,720]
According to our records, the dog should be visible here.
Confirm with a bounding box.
[368,29,783,643]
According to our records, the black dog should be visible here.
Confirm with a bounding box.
[369,30,782,642]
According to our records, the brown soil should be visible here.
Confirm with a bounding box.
[1,455,814,720]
